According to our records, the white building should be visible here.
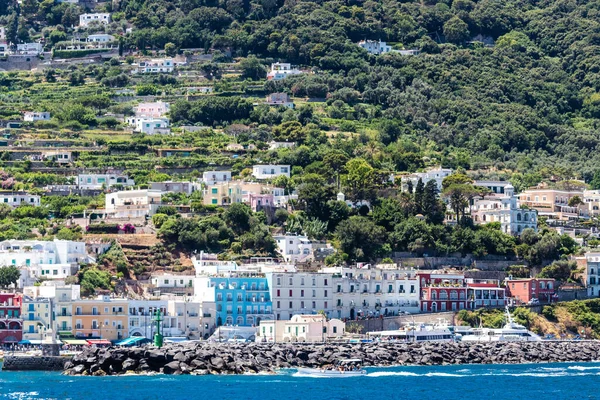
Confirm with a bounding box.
[42,150,72,164]
[256,314,345,343]
[202,170,232,185]
[471,184,538,235]
[127,299,200,339]
[273,235,314,263]
[16,43,43,55]
[583,253,600,297]
[133,117,170,135]
[584,190,600,216]
[0,192,41,208]
[134,59,174,74]
[0,26,5,41]
[78,174,134,190]
[357,40,392,55]
[192,252,238,276]
[401,167,453,192]
[267,63,302,81]
[24,112,50,122]
[151,274,194,289]
[105,189,163,218]
[252,165,291,180]
[0,239,88,285]
[267,272,333,321]
[86,34,115,43]
[79,13,111,27]
[167,299,201,339]
[328,265,421,319]
[134,101,170,118]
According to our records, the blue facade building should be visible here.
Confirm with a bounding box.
[196,275,272,327]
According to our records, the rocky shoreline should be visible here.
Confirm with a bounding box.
[63,341,600,376]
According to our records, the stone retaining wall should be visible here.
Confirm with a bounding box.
[2,356,67,371]
[64,341,600,376]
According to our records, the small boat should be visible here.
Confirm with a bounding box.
[458,307,542,342]
[296,359,367,377]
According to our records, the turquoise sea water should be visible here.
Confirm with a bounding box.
[1,362,598,400]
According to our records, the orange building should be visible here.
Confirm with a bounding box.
[71,296,128,342]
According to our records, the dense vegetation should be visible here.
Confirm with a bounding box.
[2,0,600,276]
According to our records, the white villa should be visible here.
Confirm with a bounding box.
[357,40,392,55]
[401,167,453,192]
[24,112,50,122]
[273,235,314,263]
[202,170,232,185]
[134,59,175,74]
[105,189,163,218]
[252,165,291,180]
[267,63,302,81]
[78,174,134,190]
[0,192,41,208]
[79,13,111,27]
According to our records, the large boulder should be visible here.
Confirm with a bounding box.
[163,361,181,375]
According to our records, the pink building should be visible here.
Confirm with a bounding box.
[0,293,23,345]
[247,193,274,212]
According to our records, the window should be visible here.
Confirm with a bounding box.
[312,278,316,286]
[301,290,304,297]
[277,301,280,308]
[312,290,316,297]
[324,290,328,297]
[289,277,293,285]
[324,301,328,308]
[324,279,328,286]
[289,290,293,296]
[277,290,280,297]
[301,278,305,286]
[289,301,293,308]
[211,188,218,194]
[276,277,281,286]
[301,301,304,308]
[312,301,316,308]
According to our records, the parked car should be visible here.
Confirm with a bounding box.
[528,298,540,305]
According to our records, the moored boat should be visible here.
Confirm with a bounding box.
[458,307,542,342]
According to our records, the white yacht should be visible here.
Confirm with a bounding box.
[458,307,542,342]
[367,319,455,343]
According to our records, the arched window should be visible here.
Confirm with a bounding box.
[226,316,233,325]
[517,213,522,221]
[236,316,244,325]
[439,291,448,300]
[247,316,254,326]
[524,214,529,221]
[431,291,437,300]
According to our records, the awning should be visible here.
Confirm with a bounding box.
[86,339,111,346]
[18,340,30,345]
[63,339,88,345]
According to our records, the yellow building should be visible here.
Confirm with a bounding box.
[71,296,129,342]
[21,298,52,342]
[203,182,243,206]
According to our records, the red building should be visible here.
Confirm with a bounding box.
[0,293,22,345]
[418,272,473,313]
[505,278,556,304]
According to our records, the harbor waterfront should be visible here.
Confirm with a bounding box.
[2,362,600,400]
[62,341,600,376]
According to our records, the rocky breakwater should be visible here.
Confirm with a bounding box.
[64,341,600,376]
